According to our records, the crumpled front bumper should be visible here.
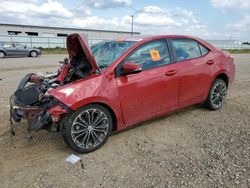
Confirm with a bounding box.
[10,93,70,131]
[10,93,50,131]
[9,73,71,131]
[10,94,25,123]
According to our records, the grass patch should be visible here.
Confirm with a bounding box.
[40,48,67,54]
[224,49,250,54]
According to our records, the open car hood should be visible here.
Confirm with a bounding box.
[67,33,98,71]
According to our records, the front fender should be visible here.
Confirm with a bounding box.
[48,75,104,109]
[47,75,126,130]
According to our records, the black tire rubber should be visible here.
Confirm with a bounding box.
[204,78,227,110]
[62,104,113,153]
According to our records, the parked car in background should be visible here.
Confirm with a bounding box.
[10,34,235,153]
[0,42,42,58]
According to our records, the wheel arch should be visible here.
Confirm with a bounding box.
[214,72,229,87]
[59,101,118,134]
[91,102,117,131]
[205,71,229,101]
[0,50,6,56]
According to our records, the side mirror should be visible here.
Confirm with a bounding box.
[24,45,27,49]
[122,62,142,75]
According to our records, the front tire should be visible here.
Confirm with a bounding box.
[204,78,227,110]
[30,51,38,57]
[62,104,113,153]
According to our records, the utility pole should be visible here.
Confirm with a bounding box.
[131,15,134,36]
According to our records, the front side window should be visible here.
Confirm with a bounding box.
[172,39,201,61]
[125,41,171,70]
[14,43,25,48]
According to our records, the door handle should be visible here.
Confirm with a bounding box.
[165,70,177,76]
[206,60,215,65]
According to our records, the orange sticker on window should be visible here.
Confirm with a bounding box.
[149,50,161,61]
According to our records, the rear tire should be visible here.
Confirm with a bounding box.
[204,78,227,110]
[0,51,5,58]
[62,104,113,153]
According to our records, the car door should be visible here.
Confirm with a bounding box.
[170,38,213,108]
[3,43,16,56]
[14,43,29,56]
[116,40,179,126]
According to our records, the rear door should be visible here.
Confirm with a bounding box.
[170,38,213,108]
[116,40,179,126]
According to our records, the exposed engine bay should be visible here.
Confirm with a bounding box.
[10,33,97,134]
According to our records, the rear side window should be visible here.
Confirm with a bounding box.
[3,43,14,48]
[172,39,201,61]
[199,44,209,56]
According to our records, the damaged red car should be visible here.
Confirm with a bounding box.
[10,34,235,153]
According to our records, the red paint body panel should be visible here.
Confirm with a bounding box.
[177,53,214,108]
[117,63,179,126]
[48,35,235,131]
[48,73,126,130]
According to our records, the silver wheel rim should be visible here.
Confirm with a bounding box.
[31,51,37,57]
[71,109,109,149]
[211,81,227,108]
[0,52,4,58]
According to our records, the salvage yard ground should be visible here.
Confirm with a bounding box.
[0,54,249,187]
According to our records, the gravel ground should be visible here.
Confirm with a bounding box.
[0,54,249,188]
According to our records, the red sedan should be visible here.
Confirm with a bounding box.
[10,34,235,153]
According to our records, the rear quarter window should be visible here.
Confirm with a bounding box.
[199,44,210,56]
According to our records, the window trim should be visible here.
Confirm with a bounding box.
[115,39,173,77]
[170,38,210,63]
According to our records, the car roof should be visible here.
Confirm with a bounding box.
[101,35,201,44]
[122,35,201,41]
[114,35,216,51]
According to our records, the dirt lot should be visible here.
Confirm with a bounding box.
[0,54,249,188]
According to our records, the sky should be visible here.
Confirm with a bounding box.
[0,0,250,41]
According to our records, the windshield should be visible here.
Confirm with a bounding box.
[91,41,136,69]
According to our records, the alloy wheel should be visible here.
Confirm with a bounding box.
[30,51,37,57]
[211,81,227,108]
[0,52,5,58]
[71,108,109,149]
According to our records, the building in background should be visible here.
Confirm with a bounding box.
[0,23,140,48]
[0,23,250,49]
